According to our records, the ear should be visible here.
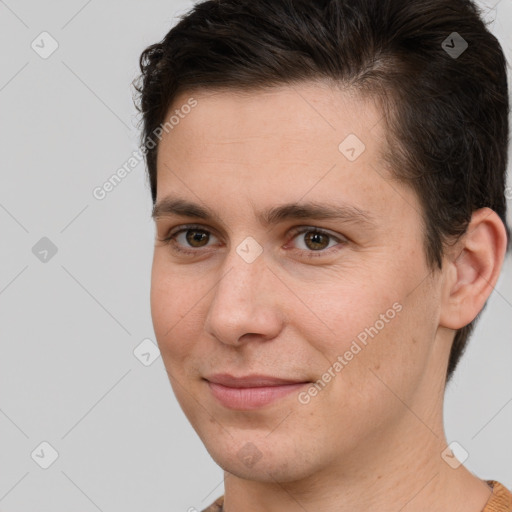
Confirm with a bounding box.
[439,207,508,330]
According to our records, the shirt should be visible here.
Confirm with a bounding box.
[201,480,512,511]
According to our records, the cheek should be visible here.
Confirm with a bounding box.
[150,262,210,426]
[297,276,403,359]
[150,258,202,363]
[301,263,434,392]
[325,285,438,422]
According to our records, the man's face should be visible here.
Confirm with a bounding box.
[150,83,448,482]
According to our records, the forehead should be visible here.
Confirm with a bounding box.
[163,82,385,151]
[157,83,388,175]
[154,82,417,227]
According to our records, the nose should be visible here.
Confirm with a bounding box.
[203,244,284,346]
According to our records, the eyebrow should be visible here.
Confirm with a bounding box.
[151,196,377,229]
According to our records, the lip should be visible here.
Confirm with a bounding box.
[204,374,310,410]
[205,373,308,387]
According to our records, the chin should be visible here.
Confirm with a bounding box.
[203,433,321,483]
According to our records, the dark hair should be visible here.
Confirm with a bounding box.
[132,0,510,381]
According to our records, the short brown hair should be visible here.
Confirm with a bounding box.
[133,0,510,381]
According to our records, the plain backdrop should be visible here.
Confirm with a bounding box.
[0,1,511,510]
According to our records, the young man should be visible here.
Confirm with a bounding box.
[133,0,511,510]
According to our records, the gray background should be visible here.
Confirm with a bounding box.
[0,1,511,510]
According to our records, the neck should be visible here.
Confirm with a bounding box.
[223,427,491,512]
[222,378,492,512]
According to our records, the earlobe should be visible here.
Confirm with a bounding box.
[439,207,508,331]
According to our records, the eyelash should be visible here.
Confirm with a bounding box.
[158,224,347,259]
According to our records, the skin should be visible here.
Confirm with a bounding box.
[150,82,507,512]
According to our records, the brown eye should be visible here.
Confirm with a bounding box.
[185,229,210,247]
[287,227,347,258]
[160,224,220,255]
[303,231,330,251]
